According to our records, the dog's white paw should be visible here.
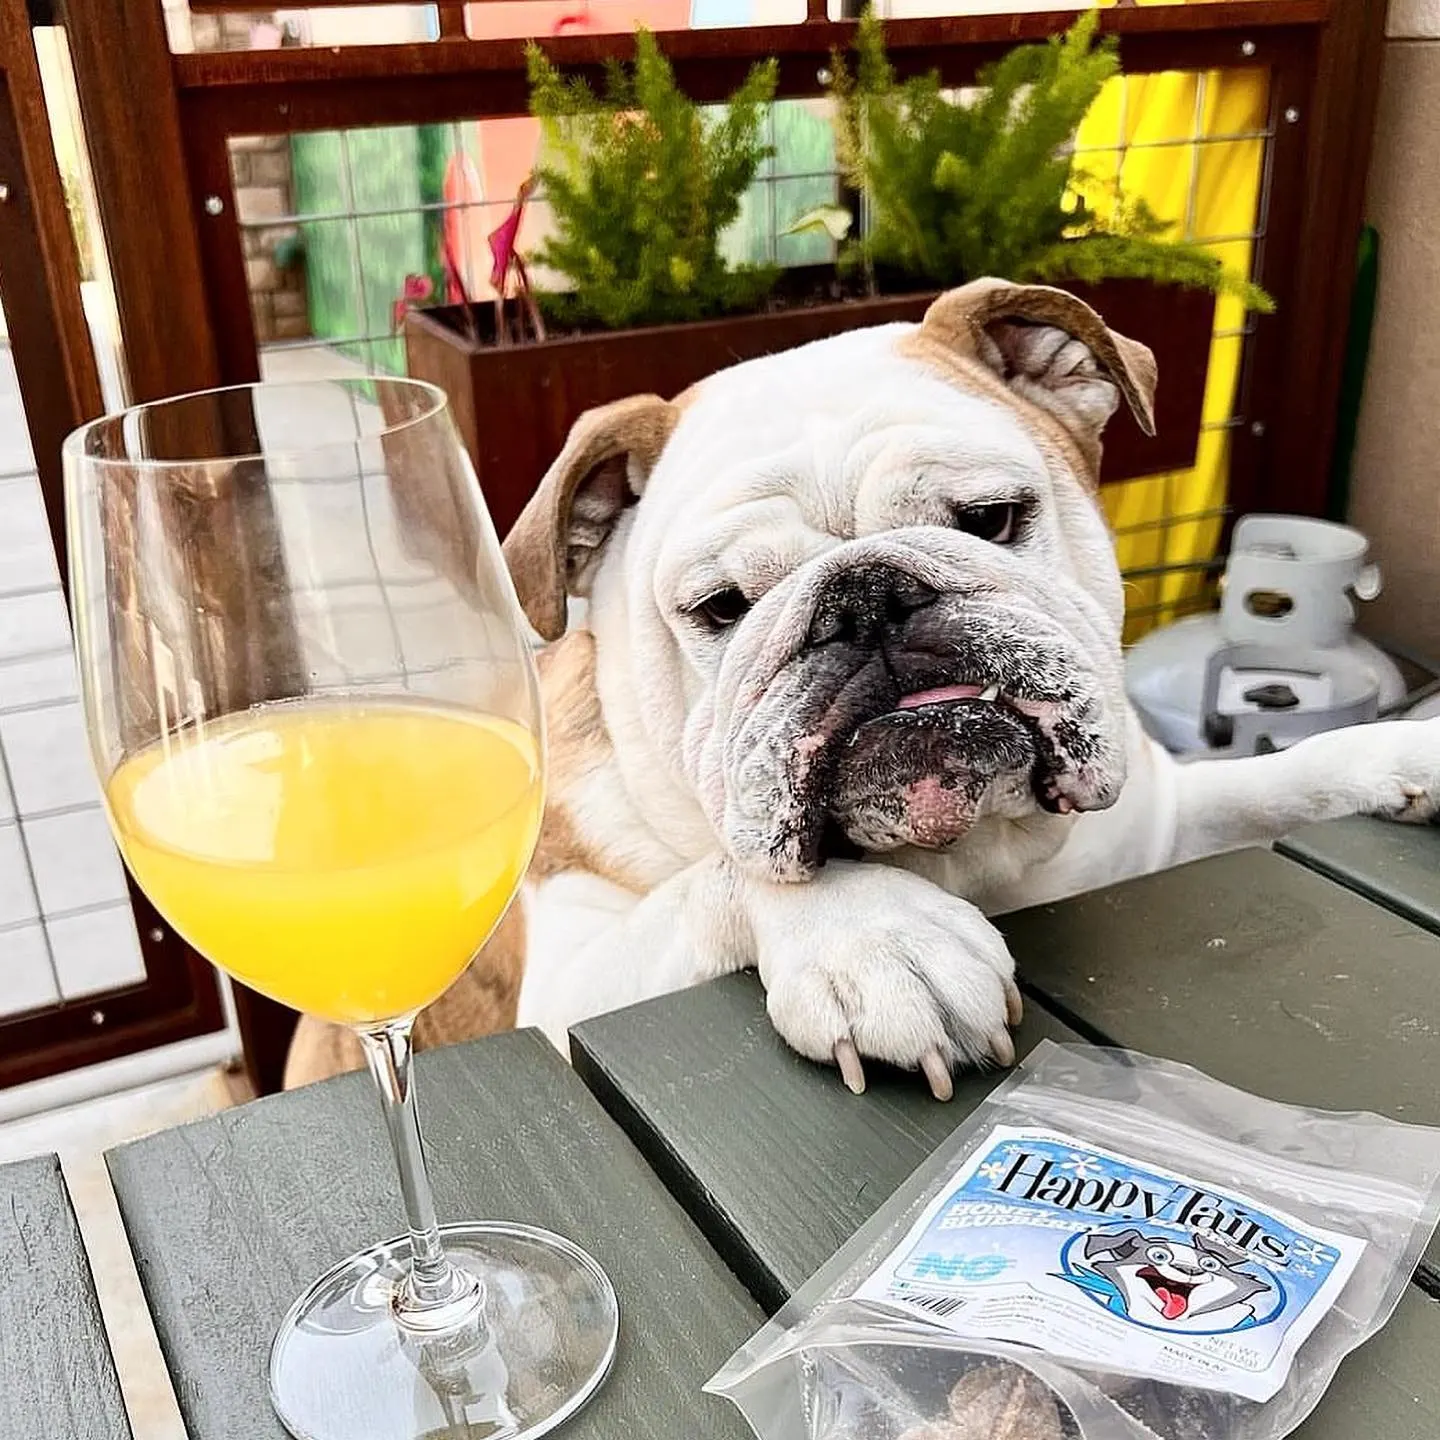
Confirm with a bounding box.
[749,861,1020,1099]
[1360,718,1440,824]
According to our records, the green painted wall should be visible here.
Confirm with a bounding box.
[290,124,453,374]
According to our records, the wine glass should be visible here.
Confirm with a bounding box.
[64,378,617,1440]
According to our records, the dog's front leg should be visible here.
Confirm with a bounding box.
[1166,717,1440,866]
[745,859,1021,1099]
[524,855,1019,1096]
[519,856,756,1049]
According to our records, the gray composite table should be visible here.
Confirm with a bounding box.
[0,1154,132,1439]
[1279,815,1440,934]
[6,826,1433,1437]
[573,842,1440,1440]
[107,1030,760,1440]
[574,971,1440,1440]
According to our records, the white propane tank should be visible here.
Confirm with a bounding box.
[1125,516,1407,756]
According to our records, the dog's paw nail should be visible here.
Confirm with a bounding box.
[834,1037,867,1095]
[1382,782,1436,823]
[920,1049,954,1102]
[1004,977,1024,1026]
[989,1027,1017,1068]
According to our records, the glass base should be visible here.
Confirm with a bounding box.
[269,1222,618,1440]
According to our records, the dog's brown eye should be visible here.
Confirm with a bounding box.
[953,501,1020,544]
[693,587,751,629]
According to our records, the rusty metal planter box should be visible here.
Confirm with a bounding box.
[405,272,1215,539]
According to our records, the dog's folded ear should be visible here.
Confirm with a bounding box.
[1082,1228,1146,1259]
[503,394,679,642]
[919,279,1157,469]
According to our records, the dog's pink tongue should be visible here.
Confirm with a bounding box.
[1156,1287,1189,1321]
[897,684,986,710]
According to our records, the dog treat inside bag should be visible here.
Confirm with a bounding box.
[708,1043,1440,1440]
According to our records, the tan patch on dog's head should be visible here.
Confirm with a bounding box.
[503,395,679,641]
[531,629,649,893]
[534,629,608,868]
[903,279,1157,487]
[670,379,706,412]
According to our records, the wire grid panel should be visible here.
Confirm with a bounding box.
[1077,65,1271,641]
[175,1,816,49]
[254,382,532,714]
[231,100,840,377]
[228,67,1270,637]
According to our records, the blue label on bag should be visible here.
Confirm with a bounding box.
[853,1126,1365,1401]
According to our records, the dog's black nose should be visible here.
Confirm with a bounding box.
[806,566,937,649]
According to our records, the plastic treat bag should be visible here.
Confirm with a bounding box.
[708,1042,1440,1440]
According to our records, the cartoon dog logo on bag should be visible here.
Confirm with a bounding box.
[1059,1228,1282,1334]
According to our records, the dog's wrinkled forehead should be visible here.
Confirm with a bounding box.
[641,329,1048,591]
[658,326,1042,508]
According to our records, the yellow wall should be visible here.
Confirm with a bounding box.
[1080,63,1268,639]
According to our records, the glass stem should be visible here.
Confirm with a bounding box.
[359,1021,483,1329]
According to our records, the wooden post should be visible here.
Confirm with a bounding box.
[1264,0,1388,515]
[0,0,102,579]
[60,0,221,403]
[61,0,315,1093]
[437,3,467,39]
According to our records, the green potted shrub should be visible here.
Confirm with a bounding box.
[405,18,1253,538]
[830,10,1269,306]
[407,30,807,537]
[525,29,781,331]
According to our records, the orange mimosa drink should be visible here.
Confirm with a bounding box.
[106,700,542,1024]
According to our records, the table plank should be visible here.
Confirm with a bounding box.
[107,1029,759,1440]
[572,971,1083,1311]
[0,1154,132,1439]
[1278,817,1440,936]
[572,974,1440,1440]
[1000,847,1440,1279]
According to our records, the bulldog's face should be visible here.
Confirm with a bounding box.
[506,281,1157,883]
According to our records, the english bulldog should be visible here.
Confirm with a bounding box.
[286,279,1440,1095]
